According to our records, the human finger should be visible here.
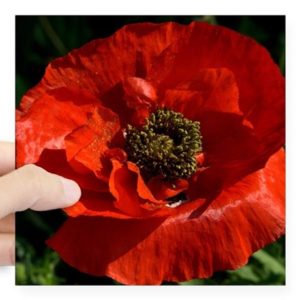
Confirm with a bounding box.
[0,164,81,220]
[0,214,15,233]
[0,233,14,266]
[0,142,15,175]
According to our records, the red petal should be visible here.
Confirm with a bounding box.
[100,77,158,127]
[65,106,120,180]
[160,68,241,116]
[158,67,261,193]
[48,149,284,285]
[122,77,158,126]
[147,177,189,200]
[18,23,185,126]
[123,77,157,109]
[127,162,165,204]
[28,23,186,101]
[149,22,284,161]
[185,111,262,200]
[17,87,99,166]
[109,159,148,216]
[63,190,130,219]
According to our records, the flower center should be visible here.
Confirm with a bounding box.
[125,108,202,180]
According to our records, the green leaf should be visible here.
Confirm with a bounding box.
[201,16,217,25]
[228,265,260,283]
[179,279,205,285]
[252,249,285,275]
[16,239,65,285]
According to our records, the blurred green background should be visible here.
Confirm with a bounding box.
[16,16,285,285]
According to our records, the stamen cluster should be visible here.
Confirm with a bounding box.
[125,108,202,180]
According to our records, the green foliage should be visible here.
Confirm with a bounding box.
[16,238,64,285]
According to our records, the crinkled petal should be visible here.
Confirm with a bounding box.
[161,68,241,116]
[157,66,271,195]
[48,149,285,284]
[18,23,186,126]
[127,162,165,205]
[65,106,120,180]
[27,23,187,101]
[123,77,157,109]
[64,190,131,219]
[17,87,99,166]
[100,77,158,127]
[147,177,189,200]
[121,77,158,126]
[186,111,261,200]
[109,159,149,217]
[148,22,284,162]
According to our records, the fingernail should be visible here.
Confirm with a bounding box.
[59,177,81,206]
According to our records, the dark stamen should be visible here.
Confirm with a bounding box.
[125,108,202,180]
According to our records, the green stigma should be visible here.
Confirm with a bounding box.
[125,108,202,180]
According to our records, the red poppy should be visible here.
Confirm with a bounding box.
[16,21,285,285]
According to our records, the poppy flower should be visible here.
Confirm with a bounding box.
[16,21,285,285]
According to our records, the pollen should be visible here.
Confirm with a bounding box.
[125,108,202,180]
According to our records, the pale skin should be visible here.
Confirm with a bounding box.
[0,142,81,265]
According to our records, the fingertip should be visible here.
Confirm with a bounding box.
[0,141,15,175]
[59,177,82,207]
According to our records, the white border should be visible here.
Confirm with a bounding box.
[0,5,14,142]
[1,0,300,299]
